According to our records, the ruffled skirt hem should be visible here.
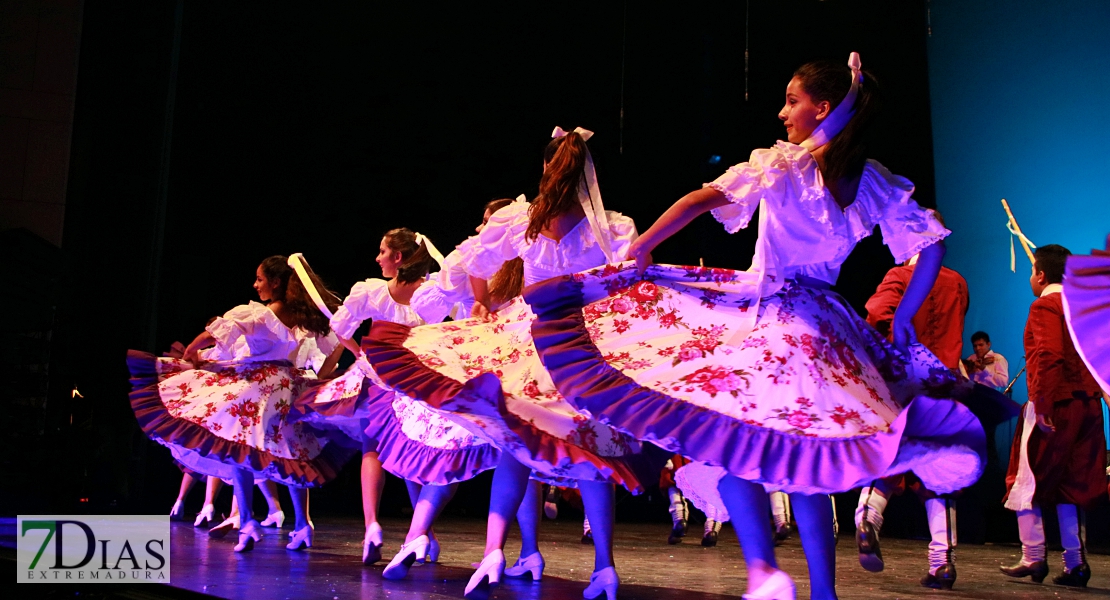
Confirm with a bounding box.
[127,350,355,487]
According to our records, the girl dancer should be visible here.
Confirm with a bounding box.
[409,197,525,325]
[291,229,501,569]
[364,127,661,600]
[523,54,986,600]
[128,256,350,553]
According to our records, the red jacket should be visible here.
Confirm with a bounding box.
[865,265,968,370]
[1024,292,1102,416]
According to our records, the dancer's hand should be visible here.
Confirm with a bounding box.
[1036,414,1055,433]
[891,314,918,352]
[626,239,654,275]
[471,302,492,321]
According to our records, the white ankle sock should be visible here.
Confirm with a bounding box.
[1057,504,1086,570]
[925,498,956,573]
[770,491,791,528]
[1017,506,1046,563]
[667,487,688,524]
[854,486,887,529]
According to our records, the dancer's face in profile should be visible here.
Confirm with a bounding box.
[253,265,279,302]
[377,237,402,279]
[779,76,829,144]
[476,209,493,234]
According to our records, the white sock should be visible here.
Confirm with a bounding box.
[770,491,791,528]
[705,519,723,535]
[925,498,956,573]
[583,515,591,535]
[1017,506,1046,564]
[1057,504,1086,570]
[667,487,687,524]
[855,486,887,530]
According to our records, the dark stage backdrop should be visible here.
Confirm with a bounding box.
[17,0,947,534]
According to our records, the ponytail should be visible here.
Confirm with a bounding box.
[527,133,588,242]
[383,227,437,285]
[793,60,882,183]
[259,255,339,336]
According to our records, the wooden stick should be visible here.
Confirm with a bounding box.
[1001,198,1035,266]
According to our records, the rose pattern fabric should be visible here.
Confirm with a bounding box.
[391,296,644,485]
[567,262,957,438]
[151,357,325,462]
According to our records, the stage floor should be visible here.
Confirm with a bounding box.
[152,516,1110,599]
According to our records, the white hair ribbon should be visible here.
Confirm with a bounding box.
[551,126,614,262]
[799,52,863,153]
[287,253,334,319]
[515,193,527,203]
[1006,220,1038,273]
[414,232,445,270]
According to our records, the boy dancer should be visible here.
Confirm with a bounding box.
[1000,244,1106,587]
[855,218,970,588]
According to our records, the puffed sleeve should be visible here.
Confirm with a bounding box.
[605,211,639,261]
[705,146,792,233]
[411,237,477,324]
[204,302,280,360]
[330,279,392,340]
[863,161,950,264]
[465,201,530,279]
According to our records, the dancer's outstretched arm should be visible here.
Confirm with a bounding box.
[891,240,946,351]
[626,188,730,272]
[182,331,215,362]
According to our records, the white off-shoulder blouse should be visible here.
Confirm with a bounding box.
[707,141,949,286]
[462,200,638,287]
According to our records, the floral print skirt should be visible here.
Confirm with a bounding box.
[363,297,667,492]
[525,262,986,495]
[127,351,353,487]
[290,359,500,486]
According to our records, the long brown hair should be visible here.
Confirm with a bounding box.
[259,255,341,336]
[480,197,525,303]
[382,228,437,285]
[793,60,882,183]
[526,133,589,242]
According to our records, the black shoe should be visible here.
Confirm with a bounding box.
[1000,560,1048,583]
[856,521,884,572]
[773,522,792,546]
[921,563,957,590]
[701,531,718,547]
[581,530,594,545]
[1052,563,1091,587]
[667,519,687,545]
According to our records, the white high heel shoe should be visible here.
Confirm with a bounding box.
[260,510,285,528]
[233,520,262,553]
[362,523,383,565]
[583,566,619,600]
[170,500,185,521]
[193,504,215,528]
[504,551,544,581]
[208,514,240,539]
[425,537,440,563]
[381,535,429,580]
[464,549,505,600]
[742,569,796,600]
[285,524,313,551]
